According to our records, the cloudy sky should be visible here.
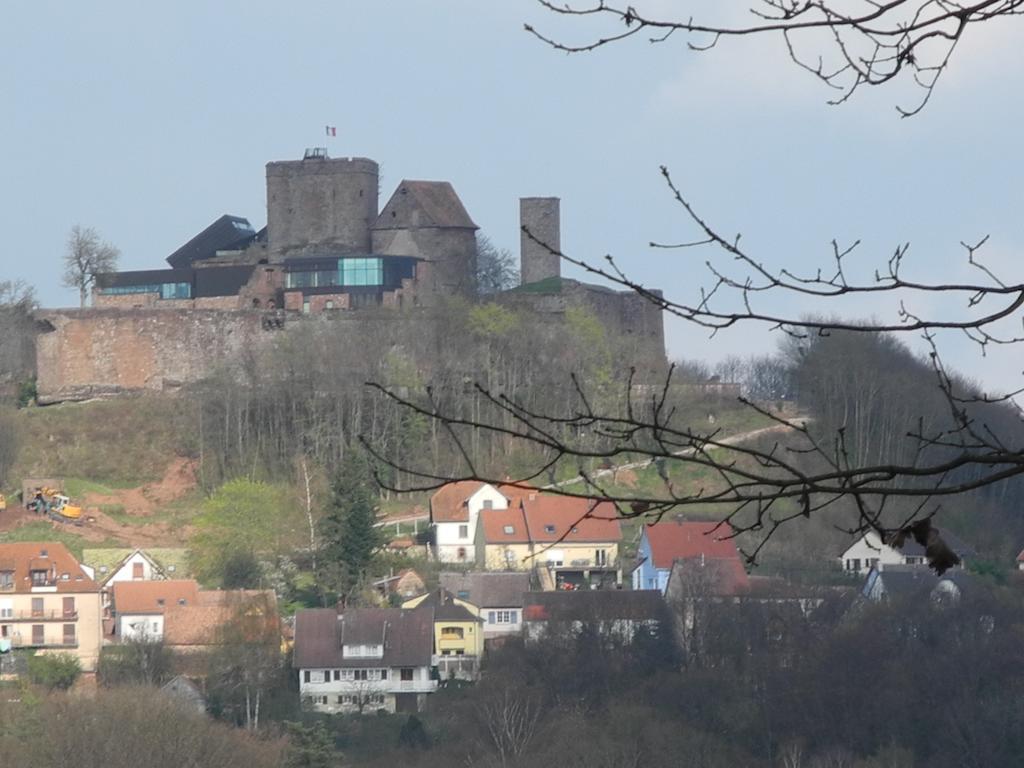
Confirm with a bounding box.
[2,1,1022,394]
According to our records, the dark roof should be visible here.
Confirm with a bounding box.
[95,268,193,289]
[866,565,974,600]
[293,607,434,669]
[167,214,256,269]
[440,572,532,609]
[410,589,482,623]
[373,181,477,231]
[523,590,667,623]
[193,264,255,297]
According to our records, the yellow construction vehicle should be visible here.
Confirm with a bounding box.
[27,486,83,523]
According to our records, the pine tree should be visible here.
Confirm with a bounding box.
[318,455,383,602]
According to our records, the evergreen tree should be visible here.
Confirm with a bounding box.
[318,455,383,601]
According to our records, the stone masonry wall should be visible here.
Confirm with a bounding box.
[35,309,269,404]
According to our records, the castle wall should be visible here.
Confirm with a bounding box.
[34,309,268,404]
[266,156,379,255]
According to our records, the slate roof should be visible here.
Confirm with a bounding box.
[440,572,532,609]
[166,214,257,269]
[373,181,477,231]
[522,590,667,623]
[407,589,482,623]
[0,542,98,594]
[293,607,434,669]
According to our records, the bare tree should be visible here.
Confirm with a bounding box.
[479,687,544,766]
[0,280,37,392]
[477,233,518,294]
[62,225,120,307]
[526,1,1024,116]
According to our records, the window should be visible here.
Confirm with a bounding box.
[102,283,161,295]
[846,559,861,572]
[503,525,514,535]
[341,258,383,287]
[333,669,340,681]
[488,610,517,625]
[400,668,414,682]
[354,669,369,681]
[30,569,49,587]
[341,669,354,681]
[0,606,11,619]
[303,670,311,683]
[544,524,556,534]
[595,549,608,566]
[31,598,44,618]
[0,571,12,590]
[440,626,464,640]
[458,525,469,539]
[62,597,75,617]
[380,669,388,680]
[132,562,144,580]
[62,624,75,646]
[32,625,44,645]
[159,282,192,300]
[302,301,311,314]
[482,499,493,510]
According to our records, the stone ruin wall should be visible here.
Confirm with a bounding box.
[34,309,269,404]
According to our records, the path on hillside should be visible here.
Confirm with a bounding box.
[378,417,807,525]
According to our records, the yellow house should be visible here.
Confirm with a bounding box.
[402,589,483,680]
[0,542,103,672]
[475,493,623,589]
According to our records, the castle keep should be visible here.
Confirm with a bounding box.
[35,151,665,404]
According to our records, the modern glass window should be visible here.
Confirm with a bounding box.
[342,258,383,286]
[102,283,161,295]
[160,282,192,300]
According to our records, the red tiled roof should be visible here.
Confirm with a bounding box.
[112,579,199,614]
[645,521,742,570]
[0,542,98,594]
[430,481,482,523]
[163,590,277,647]
[479,495,622,545]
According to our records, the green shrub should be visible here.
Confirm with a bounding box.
[26,653,81,690]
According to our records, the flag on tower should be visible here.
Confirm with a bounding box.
[325,126,337,137]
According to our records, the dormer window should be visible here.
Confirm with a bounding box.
[342,643,383,659]
[30,570,49,586]
[544,525,556,534]
[0,571,12,590]
[503,525,514,535]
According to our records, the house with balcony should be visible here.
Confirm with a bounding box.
[403,588,484,680]
[475,493,622,588]
[293,606,436,714]
[0,542,102,671]
[632,520,749,595]
[440,571,532,641]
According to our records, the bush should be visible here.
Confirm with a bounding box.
[27,653,81,690]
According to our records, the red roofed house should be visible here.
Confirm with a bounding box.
[475,491,622,589]
[632,520,748,596]
[0,542,103,671]
[429,481,532,563]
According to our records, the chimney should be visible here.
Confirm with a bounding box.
[520,197,561,286]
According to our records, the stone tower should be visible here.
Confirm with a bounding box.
[266,152,379,256]
[519,197,561,285]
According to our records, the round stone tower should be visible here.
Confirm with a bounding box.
[266,152,379,256]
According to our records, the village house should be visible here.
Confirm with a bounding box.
[372,569,426,601]
[440,571,532,641]
[839,529,974,575]
[293,606,437,714]
[82,547,189,614]
[429,481,527,563]
[521,589,668,645]
[109,579,278,656]
[475,492,622,588]
[0,542,103,671]
[861,564,974,603]
[632,519,748,594]
[402,588,484,680]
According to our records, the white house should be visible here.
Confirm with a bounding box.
[440,571,531,640]
[429,481,524,563]
[293,606,437,715]
[110,580,199,641]
[80,548,189,613]
[839,530,972,575]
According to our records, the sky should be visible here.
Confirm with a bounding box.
[2,1,1022,396]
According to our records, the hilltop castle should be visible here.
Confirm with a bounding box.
[35,150,665,403]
